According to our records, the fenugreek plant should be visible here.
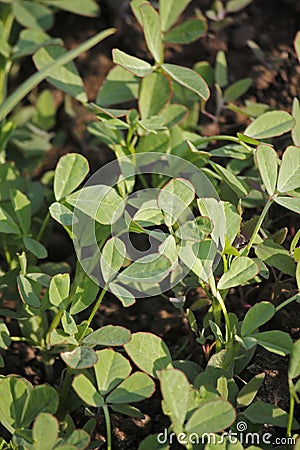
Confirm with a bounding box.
[0,1,299,449]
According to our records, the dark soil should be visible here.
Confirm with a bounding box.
[1,0,300,448]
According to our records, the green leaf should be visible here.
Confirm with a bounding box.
[255,144,278,195]
[94,349,131,395]
[179,239,217,281]
[226,0,253,13]
[117,254,171,284]
[0,376,31,433]
[130,0,148,27]
[12,29,62,60]
[49,202,75,227]
[23,238,48,259]
[136,130,170,153]
[32,413,59,450]
[252,330,293,356]
[54,445,78,450]
[255,239,296,276]
[111,403,144,418]
[159,0,192,32]
[274,196,300,214]
[0,322,11,350]
[197,198,226,247]
[61,347,98,369]
[224,78,252,102]
[173,360,202,383]
[292,98,300,146]
[33,45,87,102]
[223,202,241,244]
[185,400,236,434]
[160,369,190,434]
[138,435,169,450]
[165,19,206,44]
[277,146,300,192]
[124,332,172,378]
[244,111,295,139]
[133,199,164,226]
[162,63,209,101]
[160,104,188,128]
[0,28,116,122]
[241,301,275,336]
[72,374,104,407]
[217,257,259,290]
[49,273,70,309]
[157,177,195,226]
[243,401,298,428]
[33,89,56,130]
[109,283,136,307]
[17,274,40,308]
[100,237,126,283]
[215,51,228,88]
[205,439,243,450]
[82,325,131,347]
[0,206,21,235]
[175,216,212,242]
[63,429,90,449]
[140,3,162,63]
[0,21,10,58]
[139,72,170,119]
[49,329,77,346]
[139,115,166,133]
[288,339,300,379]
[194,61,214,87]
[96,65,139,106]
[22,385,59,428]
[210,321,225,345]
[112,49,153,77]
[69,272,99,315]
[44,0,99,17]
[237,373,265,407]
[0,163,25,202]
[107,372,155,404]
[13,0,53,31]
[54,153,89,201]
[62,311,78,335]
[294,29,300,64]
[10,189,31,235]
[66,185,124,225]
[211,162,248,197]
[87,120,122,145]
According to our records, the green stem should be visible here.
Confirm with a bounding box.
[138,173,149,189]
[287,380,295,438]
[241,197,274,257]
[57,367,73,420]
[215,290,231,344]
[203,278,231,347]
[48,309,64,336]
[103,403,112,450]
[78,288,106,343]
[0,58,12,107]
[0,4,13,106]
[47,263,83,339]
[3,241,11,267]
[275,294,299,313]
[37,211,50,242]
[222,254,228,272]
[0,28,116,121]
[195,134,253,153]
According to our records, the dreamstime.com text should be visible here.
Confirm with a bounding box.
[157,422,296,446]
